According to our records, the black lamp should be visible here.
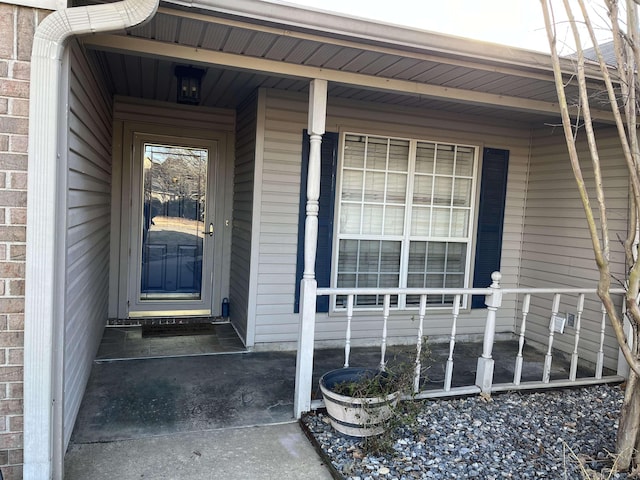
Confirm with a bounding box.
[175,65,205,105]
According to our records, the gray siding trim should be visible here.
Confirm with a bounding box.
[63,42,113,447]
[230,91,258,343]
[522,128,628,370]
[253,89,531,346]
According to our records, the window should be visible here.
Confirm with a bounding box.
[334,133,478,308]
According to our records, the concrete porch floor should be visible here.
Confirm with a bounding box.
[64,327,605,479]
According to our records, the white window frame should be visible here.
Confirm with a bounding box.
[331,131,480,311]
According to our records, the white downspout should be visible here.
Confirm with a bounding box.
[24,1,159,478]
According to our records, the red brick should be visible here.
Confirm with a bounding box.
[8,137,27,155]
[0,300,23,315]
[6,315,22,331]
[0,227,23,242]
[0,281,5,297]
[7,174,25,190]
[11,63,28,82]
[8,209,25,226]
[0,99,7,115]
[0,80,29,100]
[0,208,5,224]
[0,334,22,350]
[16,9,34,62]
[7,448,21,465]
[0,117,27,136]
[0,432,22,450]
[7,384,21,400]
[0,173,6,188]
[8,246,23,262]
[0,154,27,171]
[8,99,28,118]
[0,191,25,207]
[8,281,22,297]
[7,349,21,366]
[0,6,14,59]
[2,463,23,479]
[0,449,8,466]
[0,351,5,367]
[0,61,8,79]
[0,264,24,279]
[0,417,6,432]
[0,136,8,151]
[0,400,22,415]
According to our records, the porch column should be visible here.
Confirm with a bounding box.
[476,272,502,393]
[294,79,327,418]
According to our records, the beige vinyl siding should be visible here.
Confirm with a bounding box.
[252,89,531,346]
[522,127,628,371]
[230,92,258,343]
[63,43,113,447]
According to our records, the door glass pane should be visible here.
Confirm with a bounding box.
[140,143,208,300]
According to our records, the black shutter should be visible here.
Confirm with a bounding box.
[472,148,509,308]
[294,131,339,313]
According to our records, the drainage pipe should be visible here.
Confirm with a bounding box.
[24,1,159,478]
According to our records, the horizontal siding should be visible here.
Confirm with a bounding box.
[252,89,531,346]
[63,43,113,448]
[229,92,258,342]
[521,127,628,370]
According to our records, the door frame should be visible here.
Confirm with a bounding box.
[111,119,232,319]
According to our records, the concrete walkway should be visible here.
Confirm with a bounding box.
[64,422,334,480]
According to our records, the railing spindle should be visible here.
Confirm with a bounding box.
[543,293,561,383]
[379,294,390,371]
[343,295,354,368]
[596,303,606,379]
[569,294,585,381]
[513,293,531,385]
[444,294,461,391]
[413,295,427,393]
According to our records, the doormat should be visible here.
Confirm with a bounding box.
[141,323,218,338]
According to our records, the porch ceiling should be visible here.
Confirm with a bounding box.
[78,1,612,126]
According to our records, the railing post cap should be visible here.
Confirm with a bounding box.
[491,271,502,286]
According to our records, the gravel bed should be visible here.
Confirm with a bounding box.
[302,384,627,479]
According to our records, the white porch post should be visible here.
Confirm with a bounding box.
[294,79,327,418]
[476,271,502,393]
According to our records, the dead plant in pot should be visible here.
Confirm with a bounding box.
[319,339,430,452]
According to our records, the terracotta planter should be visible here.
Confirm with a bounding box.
[319,367,400,437]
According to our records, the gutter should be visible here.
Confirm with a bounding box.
[24,2,159,478]
[166,0,601,79]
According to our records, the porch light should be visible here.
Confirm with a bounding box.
[175,65,205,105]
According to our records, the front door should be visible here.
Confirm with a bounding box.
[127,133,218,317]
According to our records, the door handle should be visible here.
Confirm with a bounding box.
[208,223,214,237]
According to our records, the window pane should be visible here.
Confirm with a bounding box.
[427,242,446,271]
[416,142,435,174]
[413,175,432,205]
[388,139,410,171]
[338,239,358,271]
[435,145,455,175]
[386,173,407,204]
[344,135,365,168]
[364,171,386,202]
[446,243,467,272]
[456,147,474,176]
[432,208,451,236]
[450,209,469,237]
[362,205,384,234]
[408,241,427,272]
[384,206,405,235]
[433,177,453,206]
[367,136,388,170]
[381,241,401,272]
[411,207,431,236]
[341,169,364,201]
[453,178,472,207]
[340,203,362,234]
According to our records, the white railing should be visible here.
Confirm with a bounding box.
[293,272,629,418]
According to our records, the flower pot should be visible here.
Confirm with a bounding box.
[319,367,400,437]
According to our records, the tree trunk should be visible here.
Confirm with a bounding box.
[616,371,640,470]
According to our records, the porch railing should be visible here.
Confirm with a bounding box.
[294,272,628,418]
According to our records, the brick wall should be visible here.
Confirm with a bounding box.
[0,4,47,479]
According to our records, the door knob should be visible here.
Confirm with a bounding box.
[208,223,214,237]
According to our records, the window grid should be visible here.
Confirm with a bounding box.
[335,133,477,309]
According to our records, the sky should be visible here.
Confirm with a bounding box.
[276,0,615,54]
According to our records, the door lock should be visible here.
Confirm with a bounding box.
[208,223,214,236]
